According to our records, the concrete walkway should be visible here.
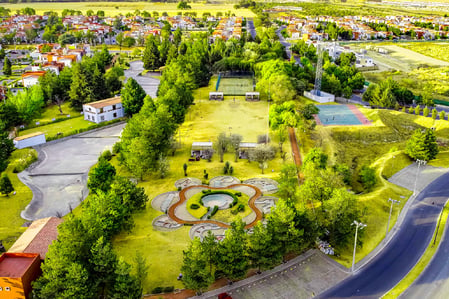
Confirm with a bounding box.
[191,250,349,299]
[19,123,125,220]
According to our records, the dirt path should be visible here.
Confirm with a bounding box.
[167,184,262,229]
[288,127,302,169]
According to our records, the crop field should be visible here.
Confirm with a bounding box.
[399,42,449,64]
[1,2,256,17]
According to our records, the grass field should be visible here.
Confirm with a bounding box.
[18,116,92,139]
[112,87,288,292]
[0,149,36,250]
[2,2,255,17]
[400,42,449,64]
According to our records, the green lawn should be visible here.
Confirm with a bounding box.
[37,102,80,123]
[0,149,36,250]
[18,116,92,139]
[111,94,290,293]
[2,2,255,17]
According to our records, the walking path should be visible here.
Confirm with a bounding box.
[167,184,263,229]
[288,127,302,168]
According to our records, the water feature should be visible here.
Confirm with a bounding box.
[202,193,234,210]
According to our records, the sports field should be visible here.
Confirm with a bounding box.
[2,2,256,17]
[314,104,370,126]
[217,77,254,96]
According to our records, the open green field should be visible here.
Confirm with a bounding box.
[18,116,92,139]
[37,102,80,123]
[112,92,288,292]
[399,42,449,64]
[0,149,36,250]
[301,106,449,267]
[1,2,255,17]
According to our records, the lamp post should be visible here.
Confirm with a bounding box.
[386,198,400,236]
[413,159,427,195]
[352,220,366,273]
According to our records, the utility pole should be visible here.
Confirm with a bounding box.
[386,198,400,236]
[413,159,427,195]
[352,220,366,273]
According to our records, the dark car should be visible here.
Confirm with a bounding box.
[218,293,232,299]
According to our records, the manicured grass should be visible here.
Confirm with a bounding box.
[429,151,449,168]
[111,95,290,292]
[186,191,209,219]
[0,149,36,250]
[2,2,255,17]
[37,102,80,123]
[382,200,449,299]
[18,116,92,139]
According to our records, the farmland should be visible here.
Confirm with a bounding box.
[1,2,256,17]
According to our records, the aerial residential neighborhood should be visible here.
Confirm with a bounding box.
[0,1,449,299]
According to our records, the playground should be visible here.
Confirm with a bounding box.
[314,104,371,126]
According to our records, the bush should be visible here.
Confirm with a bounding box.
[190,204,200,210]
[359,165,377,191]
[152,287,164,294]
[12,150,38,173]
[100,150,112,161]
[112,142,121,154]
[440,110,446,121]
[235,192,242,197]
[209,205,219,217]
[408,106,414,114]
[423,106,429,117]
[163,286,174,293]
[401,106,406,113]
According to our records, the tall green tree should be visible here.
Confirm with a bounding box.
[108,258,142,299]
[87,158,116,194]
[249,144,277,174]
[69,63,93,110]
[142,35,160,70]
[0,173,14,196]
[215,219,249,281]
[230,134,243,162]
[121,78,147,116]
[247,222,281,272]
[3,57,11,76]
[181,238,215,294]
[405,129,439,161]
[216,132,229,163]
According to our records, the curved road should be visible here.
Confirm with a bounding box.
[401,201,449,299]
[318,172,449,299]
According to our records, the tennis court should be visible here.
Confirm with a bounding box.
[217,77,254,95]
[314,104,370,126]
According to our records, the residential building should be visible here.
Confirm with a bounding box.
[21,71,46,88]
[83,97,124,123]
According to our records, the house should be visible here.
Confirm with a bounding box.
[21,71,46,88]
[0,252,42,299]
[83,97,124,124]
[8,217,63,260]
[13,132,46,149]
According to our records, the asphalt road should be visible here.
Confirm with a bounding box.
[400,201,449,299]
[317,172,449,299]
[246,18,257,39]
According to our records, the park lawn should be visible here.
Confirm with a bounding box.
[37,102,80,123]
[18,116,92,139]
[0,149,36,250]
[212,192,251,223]
[383,199,449,298]
[186,191,209,219]
[112,97,289,292]
[429,151,449,168]
[2,2,255,17]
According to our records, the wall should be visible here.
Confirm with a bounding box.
[14,135,46,149]
[304,90,335,103]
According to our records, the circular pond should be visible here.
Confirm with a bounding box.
[202,194,234,210]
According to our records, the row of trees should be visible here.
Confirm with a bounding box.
[33,154,149,298]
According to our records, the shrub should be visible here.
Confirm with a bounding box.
[415,105,421,116]
[210,205,219,217]
[112,142,121,154]
[401,106,406,113]
[432,108,438,120]
[12,150,38,173]
[408,106,414,114]
[440,110,446,121]
[152,287,163,294]
[359,165,377,191]
[235,192,242,197]
[423,106,429,117]
[100,150,112,161]
[163,286,174,293]
[190,204,200,210]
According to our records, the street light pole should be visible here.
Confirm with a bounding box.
[413,159,427,195]
[352,220,367,273]
[386,198,400,236]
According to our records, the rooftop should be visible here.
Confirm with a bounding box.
[192,142,213,147]
[8,217,63,260]
[14,131,44,141]
[84,97,121,109]
[0,253,39,278]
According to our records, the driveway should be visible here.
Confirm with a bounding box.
[124,60,160,98]
[19,123,125,220]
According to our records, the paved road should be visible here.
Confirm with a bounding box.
[317,172,449,299]
[400,215,449,299]
[19,124,125,220]
[124,60,160,98]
